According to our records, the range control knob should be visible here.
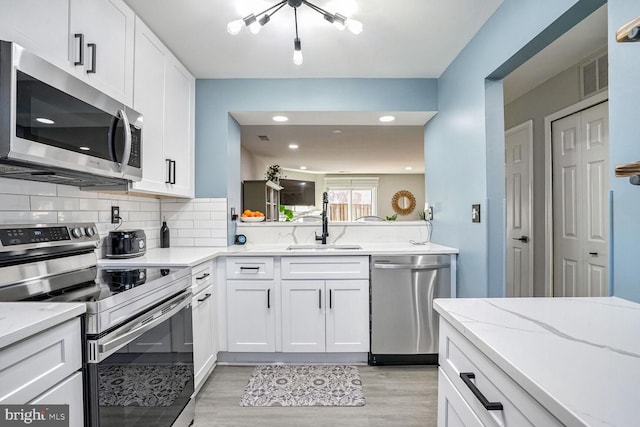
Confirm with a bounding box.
[71,227,84,238]
[85,226,96,237]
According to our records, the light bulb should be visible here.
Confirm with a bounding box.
[248,20,261,34]
[333,13,347,30]
[346,18,363,35]
[227,19,243,35]
[293,38,303,65]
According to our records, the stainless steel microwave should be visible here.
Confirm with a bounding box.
[0,40,142,189]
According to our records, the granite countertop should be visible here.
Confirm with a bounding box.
[434,297,640,427]
[97,242,459,267]
[0,302,86,349]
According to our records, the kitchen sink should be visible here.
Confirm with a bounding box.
[286,244,362,251]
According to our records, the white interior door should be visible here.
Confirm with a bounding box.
[552,102,609,297]
[505,121,533,297]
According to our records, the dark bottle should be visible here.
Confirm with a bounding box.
[160,219,170,248]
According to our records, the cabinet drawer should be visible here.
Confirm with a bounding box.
[281,256,369,280]
[0,318,82,403]
[30,372,84,427]
[226,257,274,279]
[438,367,483,427]
[192,261,214,294]
[439,321,561,427]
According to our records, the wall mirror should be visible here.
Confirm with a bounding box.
[391,190,416,216]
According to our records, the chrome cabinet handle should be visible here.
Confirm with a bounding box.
[460,372,504,411]
[73,34,84,66]
[87,43,97,73]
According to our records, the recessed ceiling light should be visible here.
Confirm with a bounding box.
[36,117,55,125]
[79,146,91,151]
[289,144,299,149]
[272,115,289,122]
[300,166,307,170]
[405,166,413,171]
[332,129,342,134]
[379,115,395,123]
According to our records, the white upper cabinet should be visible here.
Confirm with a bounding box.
[0,0,135,105]
[0,0,70,68]
[69,0,135,105]
[130,17,195,198]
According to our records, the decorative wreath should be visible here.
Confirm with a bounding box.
[391,190,416,216]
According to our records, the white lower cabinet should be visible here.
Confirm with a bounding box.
[438,320,562,427]
[0,317,83,427]
[281,279,369,353]
[227,280,276,352]
[281,256,369,353]
[191,261,217,392]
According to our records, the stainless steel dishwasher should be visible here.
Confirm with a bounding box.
[369,254,451,365]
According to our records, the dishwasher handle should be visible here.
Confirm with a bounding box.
[373,263,450,270]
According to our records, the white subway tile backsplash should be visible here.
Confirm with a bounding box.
[30,195,80,211]
[0,194,30,211]
[0,180,57,196]
[0,178,229,250]
[0,211,58,224]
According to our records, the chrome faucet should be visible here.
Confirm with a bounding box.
[315,191,329,244]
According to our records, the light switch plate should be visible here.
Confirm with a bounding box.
[472,204,481,223]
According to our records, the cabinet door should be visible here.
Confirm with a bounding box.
[193,285,215,390]
[438,368,484,427]
[130,17,168,194]
[282,280,326,352]
[29,372,84,427]
[163,59,195,198]
[69,0,134,104]
[227,280,276,352]
[325,280,369,352]
[0,0,70,70]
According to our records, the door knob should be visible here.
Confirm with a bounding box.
[512,235,529,243]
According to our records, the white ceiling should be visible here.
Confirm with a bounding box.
[125,1,608,175]
[124,0,504,78]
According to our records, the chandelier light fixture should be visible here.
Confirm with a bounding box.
[227,0,363,65]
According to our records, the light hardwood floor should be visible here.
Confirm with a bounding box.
[193,365,438,427]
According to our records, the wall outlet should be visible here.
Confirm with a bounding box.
[111,206,120,224]
[471,204,481,223]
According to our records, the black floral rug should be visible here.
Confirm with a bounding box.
[98,364,193,407]
[240,365,365,407]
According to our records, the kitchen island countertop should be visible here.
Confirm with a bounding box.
[434,297,640,427]
[0,302,86,349]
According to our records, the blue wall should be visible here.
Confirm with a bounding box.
[195,78,438,198]
[424,0,605,297]
[609,0,640,302]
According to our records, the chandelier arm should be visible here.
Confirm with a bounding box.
[254,0,287,19]
[301,0,331,17]
[266,2,287,19]
[294,7,300,39]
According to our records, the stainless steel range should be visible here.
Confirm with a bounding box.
[0,223,194,427]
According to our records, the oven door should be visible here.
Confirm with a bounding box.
[85,290,194,427]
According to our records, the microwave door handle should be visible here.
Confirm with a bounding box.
[116,109,132,175]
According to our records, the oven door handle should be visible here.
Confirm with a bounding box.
[97,291,191,357]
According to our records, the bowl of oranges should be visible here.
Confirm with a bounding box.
[240,210,265,222]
